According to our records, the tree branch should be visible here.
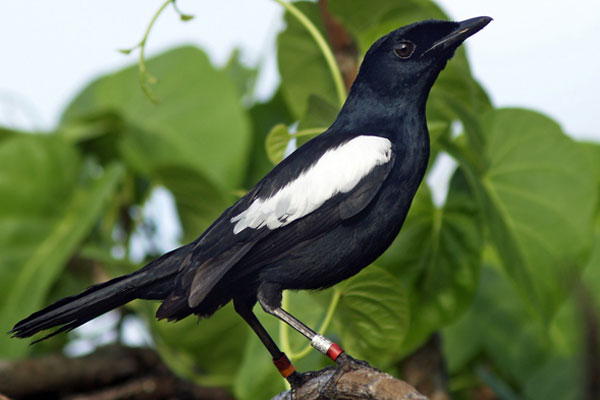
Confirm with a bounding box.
[0,345,232,400]
[273,363,429,400]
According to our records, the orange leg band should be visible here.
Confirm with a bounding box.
[273,353,296,378]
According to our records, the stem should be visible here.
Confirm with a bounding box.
[440,137,486,212]
[317,288,342,338]
[273,0,346,106]
[171,0,194,20]
[292,127,328,137]
[137,0,173,103]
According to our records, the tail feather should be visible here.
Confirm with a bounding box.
[10,245,190,341]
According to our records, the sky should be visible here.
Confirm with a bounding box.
[1,0,599,141]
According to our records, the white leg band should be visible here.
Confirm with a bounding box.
[311,334,333,354]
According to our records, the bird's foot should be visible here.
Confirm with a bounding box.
[318,353,376,399]
[274,353,313,399]
[286,370,314,388]
[334,352,373,371]
[287,370,319,400]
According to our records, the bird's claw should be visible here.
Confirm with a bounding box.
[287,370,313,388]
[318,353,375,399]
[287,370,316,400]
[335,352,372,370]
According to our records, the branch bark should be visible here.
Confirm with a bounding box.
[273,363,428,400]
[0,345,232,400]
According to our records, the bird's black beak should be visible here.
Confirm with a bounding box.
[424,16,492,55]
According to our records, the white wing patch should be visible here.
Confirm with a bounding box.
[230,136,392,234]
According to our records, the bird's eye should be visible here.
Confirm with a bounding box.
[394,41,415,59]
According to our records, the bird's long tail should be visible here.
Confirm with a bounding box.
[10,245,190,342]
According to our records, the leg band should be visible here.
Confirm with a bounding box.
[273,353,296,378]
[311,334,345,361]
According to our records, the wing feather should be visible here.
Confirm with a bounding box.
[231,136,392,234]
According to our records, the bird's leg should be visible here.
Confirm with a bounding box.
[257,288,376,398]
[256,285,344,363]
[233,299,305,387]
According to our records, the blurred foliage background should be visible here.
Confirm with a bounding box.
[0,1,598,399]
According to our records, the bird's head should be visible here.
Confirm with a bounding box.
[351,16,492,103]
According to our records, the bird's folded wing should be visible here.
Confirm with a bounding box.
[230,135,393,234]
[187,241,255,307]
[337,154,395,219]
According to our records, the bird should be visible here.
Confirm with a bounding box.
[11,16,491,386]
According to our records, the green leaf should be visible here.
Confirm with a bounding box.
[523,357,583,400]
[377,170,483,353]
[0,127,22,142]
[61,46,251,190]
[59,112,126,166]
[224,49,258,100]
[442,266,553,386]
[0,135,123,358]
[428,58,492,125]
[179,14,194,22]
[297,95,338,132]
[295,95,338,148]
[576,233,600,343]
[245,90,294,186]
[579,141,600,228]
[153,165,234,243]
[281,290,328,359]
[277,1,338,118]
[333,265,409,366]
[478,109,597,320]
[328,0,447,54]
[265,123,292,165]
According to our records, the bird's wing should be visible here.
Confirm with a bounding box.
[337,156,394,219]
[236,155,396,271]
[229,135,393,233]
[160,134,395,314]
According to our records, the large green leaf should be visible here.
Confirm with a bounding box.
[477,109,597,319]
[245,90,294,186]
[523,357,583,400]
[442,266,554,387]
[0,135,123,358]
[378,170,483,353]
[265,123,292,165]
[60,46,251,190]
[580,141,600,228]
[153,165,235,243]
[328,0,447,54]
[294,95,338,148]
[333,265,409,366]
[277,2,339,119]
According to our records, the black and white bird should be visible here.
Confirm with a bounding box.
[11,16,491,384]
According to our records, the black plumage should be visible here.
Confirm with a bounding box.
[11,16,491,384]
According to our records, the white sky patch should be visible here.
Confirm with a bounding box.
[427,152,458,207]
[231,136,392,234]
